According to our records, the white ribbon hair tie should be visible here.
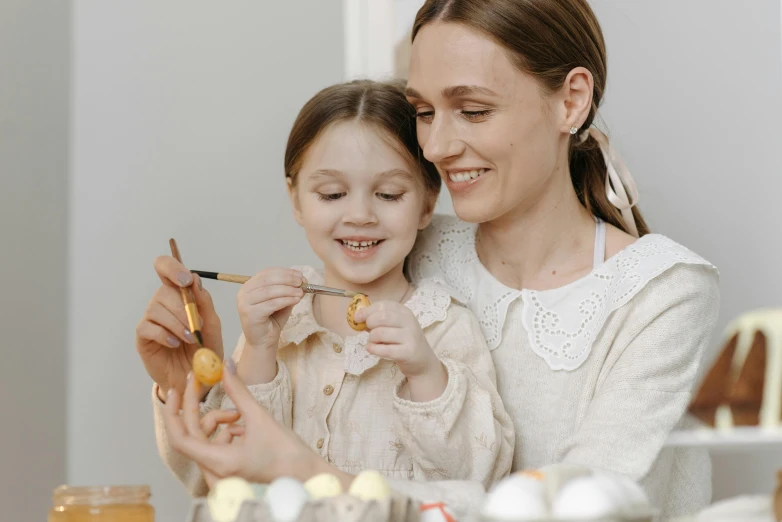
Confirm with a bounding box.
[578,127,640,237]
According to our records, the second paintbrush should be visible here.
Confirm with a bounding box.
[191,270,359,298]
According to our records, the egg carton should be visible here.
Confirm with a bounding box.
[478,514,655,522]
[186,494,421,522]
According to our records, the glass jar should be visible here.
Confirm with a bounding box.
[48,485,154,522]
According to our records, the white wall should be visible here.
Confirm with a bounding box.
[0,1,70,519]
[68,2,343,519]
[592,0,782,498]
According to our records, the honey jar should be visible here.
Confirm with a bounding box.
[48,485,154,522]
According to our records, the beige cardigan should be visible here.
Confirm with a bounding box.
[384,215,721,519]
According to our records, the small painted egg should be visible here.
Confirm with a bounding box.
[348,469,390,501]
[420,500,456,522]
[552,475,620,520]
[303,472,343,499]
[481,474,547,520]
[265,477,310,522]
[346,293,371,331]
[207,477,255,522]
[192,347,223,386]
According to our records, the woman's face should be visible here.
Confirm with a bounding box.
[406,22,571,224]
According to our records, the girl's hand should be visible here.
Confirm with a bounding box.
[354,302,448,401]
[237,268,304,352]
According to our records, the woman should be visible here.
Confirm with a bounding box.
[146,0,719,518]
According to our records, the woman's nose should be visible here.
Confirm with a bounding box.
[422,115,464,164]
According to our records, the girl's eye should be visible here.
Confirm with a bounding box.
[317,192,345,201]
[461,109,493,122]
[415,110,434,123]
[377,192,404,202]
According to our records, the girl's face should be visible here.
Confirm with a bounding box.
[289,120,434,286]
[406,22,582,224]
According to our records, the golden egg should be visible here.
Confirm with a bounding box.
[348,469,390,501]
[346,293,371,331]
[303,472,343,499]
[193,347,223,386]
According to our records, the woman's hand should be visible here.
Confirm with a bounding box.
[136,256,224,400]
[354,302,448,402]
[162,359,354,488]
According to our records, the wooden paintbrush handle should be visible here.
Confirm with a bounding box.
[169,239,202,346]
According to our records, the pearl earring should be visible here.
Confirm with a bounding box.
[569,127,578,135]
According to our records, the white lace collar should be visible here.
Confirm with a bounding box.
[406,215,718,371]
[280,266,453,375]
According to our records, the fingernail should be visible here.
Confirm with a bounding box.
[177,271,193,286]
[184,329,195,343]
[225,359,237,375]
[187,371,193,383]
[199,315,204,327]
[197,275,203,290]
[167,389,174,400]
[167,335,181,348]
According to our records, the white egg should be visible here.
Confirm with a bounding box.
[551,476,620,520]
[207,477,256,522]
[303,472,343,499]
[419,500,456,522]
[265,477,310,522]
[481,474,548,520]
[348,469,391,501]
[592,471,650,515]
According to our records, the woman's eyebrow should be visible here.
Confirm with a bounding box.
[405,85,499,100]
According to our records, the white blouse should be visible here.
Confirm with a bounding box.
[390,215,721,520]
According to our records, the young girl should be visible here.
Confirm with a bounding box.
[148,80,514,495]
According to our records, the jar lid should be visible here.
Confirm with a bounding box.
[52,485,151,506]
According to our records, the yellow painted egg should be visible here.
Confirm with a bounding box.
[346,293,371,331]
[348,469,390,501]
[303,472,343,499]
[193,347,223,386]
[207,477,255,522]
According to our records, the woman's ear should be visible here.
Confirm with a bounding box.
[418,190,438,230]
[559,66,594,133]
[286,177,304,226]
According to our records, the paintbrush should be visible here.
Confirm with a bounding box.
[191,270,359,298]
[169,239,205,347]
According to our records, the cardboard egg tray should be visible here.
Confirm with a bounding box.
[484,515,655,522]
[186,494,421,522]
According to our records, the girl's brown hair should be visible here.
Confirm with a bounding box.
[412,0,649,236]
[284,79,440,197]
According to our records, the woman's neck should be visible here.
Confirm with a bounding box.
[476,173,597,291]
[313,263,411,338]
